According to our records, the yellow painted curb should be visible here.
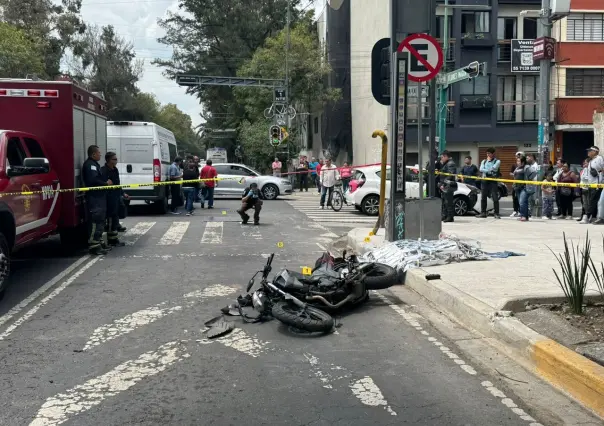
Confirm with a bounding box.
[533,339,604,418]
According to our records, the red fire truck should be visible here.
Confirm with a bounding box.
[0,77,108,297]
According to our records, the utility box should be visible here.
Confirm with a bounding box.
[384,198,442,241]
[550,0,570,20]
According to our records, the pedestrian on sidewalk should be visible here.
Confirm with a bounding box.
[513,155,531,222]
[509,151,524,217]
[182,161,199,216]
[579,158,590,222]
[315,159,324,193]
[553,158,563,216]
[297,159,309,191]
[526,154,539,217]
[340,162,353,192]
[580,146,604,224]
[458,156,478,188]
[309,157,319,192]
[200,159,217,209]
[439,151,457,223]
[557,162,577,220]
[476,147,501,219]
[541,172,556,220]
[168,157,183,215]
[319,158,339,209]
[272,157,282,177]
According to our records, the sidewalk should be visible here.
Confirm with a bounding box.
[347,216,604,418]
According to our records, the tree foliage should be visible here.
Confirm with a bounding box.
[155,103,202,155]
[237,120,277,171]
[236,13,340,119]
[154,0,302,130]
[0,0,86,77]
[69,25,145,121]
[0,22,45,78]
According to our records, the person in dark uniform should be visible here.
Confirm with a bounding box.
[439,150,458,223]
[237,182,263,225]
[82,145,111,255]
[101,152,127,247]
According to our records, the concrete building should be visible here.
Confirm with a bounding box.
[552,0,604,166]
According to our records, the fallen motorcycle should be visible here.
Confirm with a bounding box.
[272,251,399,312]
[241,253,335,333]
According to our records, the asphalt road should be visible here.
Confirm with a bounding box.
[1,196,543,425]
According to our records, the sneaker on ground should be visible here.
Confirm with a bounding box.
[510,212,518,217]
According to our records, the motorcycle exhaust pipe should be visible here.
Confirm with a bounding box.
[306,294,356,309]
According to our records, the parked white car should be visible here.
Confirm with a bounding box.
[212,163,292,200]
[344,165,502,216]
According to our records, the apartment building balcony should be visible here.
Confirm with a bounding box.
[497,100,556,123]
[437,39,456,63]
[461,31,495,48]
[497,40,511,62]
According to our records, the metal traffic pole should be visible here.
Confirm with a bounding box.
[417,81,424,240]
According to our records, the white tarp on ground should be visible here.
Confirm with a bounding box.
[360,233,490,273]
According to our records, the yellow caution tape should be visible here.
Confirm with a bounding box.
[434,171,597,189]
[0,177,246,198]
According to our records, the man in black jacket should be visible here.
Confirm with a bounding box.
[237,183,262,225]
[101,152,127,247]
[82,145,111,254]
[439,150,458,222]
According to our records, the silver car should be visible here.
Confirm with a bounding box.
[212,163,292,200]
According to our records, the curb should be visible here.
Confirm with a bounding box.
[404,268,604,419]
[347,233,604,418]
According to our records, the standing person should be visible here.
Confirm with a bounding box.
[439,151,457,222]
[340,162,353,192]
[509,151,524,217]
[82,145,111,255]
[319,158,339,209]
[182,161,199,216]
[557,162,578,220]
[315,159,324,193]
[237,182,263,225]
[297,159,309,192]
[193,156,201,203]
[200,159,217,209]
[476,148,501,219]
[580,146,604,224]
[458,156,478,188]
[579,158,591,222]
[168,157,183,214]
[100,152,127,247]
[541,172,556,220]
[308,157,319,192]
[272,157,282,177]
[513,156,531,222]
[526,154,539,217]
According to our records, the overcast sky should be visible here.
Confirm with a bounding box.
[76,0,325,128]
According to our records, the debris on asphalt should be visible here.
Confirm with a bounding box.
[205,320,235,339]
[360,233,524,273]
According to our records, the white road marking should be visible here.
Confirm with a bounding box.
[481,381,542,424]
[0,257,101,341]
[83,305,183,351]
[212,328,267,357]
[201,221,223,244]
[321,232,339,238]
[30,341,188,426]
[0,255,90,330]
[303,353,350,389]
[83,285,237,350]
[124,221,155,245]
[350,376,397,416]
[316,243,326,251]
[157,222,189,245]
[241,225,262,240]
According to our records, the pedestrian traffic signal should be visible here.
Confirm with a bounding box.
[371,38,391,106]
[269,125,282,146]
[463,61,486,79]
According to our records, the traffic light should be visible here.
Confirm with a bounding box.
[269,125,282,146]
[463,61,486,79]
[371,38,391,106]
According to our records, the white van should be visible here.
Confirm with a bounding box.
[107,121,178,213]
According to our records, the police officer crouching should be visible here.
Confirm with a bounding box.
[101,152,127,247]
[439,150,458,223]
[82,145,112,255]
[237,182,262,225]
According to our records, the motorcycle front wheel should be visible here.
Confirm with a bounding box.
[271,301,334,333]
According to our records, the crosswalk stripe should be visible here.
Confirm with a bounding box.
[124,221,156,245]
[201,221,223,244]
[157,222,190,245]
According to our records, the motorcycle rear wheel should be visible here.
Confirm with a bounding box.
[272,301,334,333]
[362,263,399,290]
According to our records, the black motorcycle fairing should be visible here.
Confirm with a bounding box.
[272,269,313,291]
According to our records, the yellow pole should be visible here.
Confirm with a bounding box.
[371,130,388,235]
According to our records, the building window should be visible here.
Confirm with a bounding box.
[460,75,490,95]
[522,76,539,121]
[567,13,604,41]
[566,69,604,96]
[435,15,453,38]
[497,75,517,122]
[461,11,490,34]
[523,18,538,39]
[497,17,516,61]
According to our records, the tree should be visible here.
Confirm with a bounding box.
[0,0,86,77]
[238,120,277,170]
[153,0,302,130]
[235,13,340,119]
[155,103,203,155]
[0,22,45,78]
[69,25,145,120]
